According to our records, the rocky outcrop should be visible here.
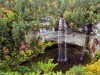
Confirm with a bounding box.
[37,30,87,47]
[89,22,100,57]
[26,22,100,55]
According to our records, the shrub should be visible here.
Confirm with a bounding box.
[84,59,100,75]
[66,65,87,75]
[31,59,58,74]
[95,51,100,60]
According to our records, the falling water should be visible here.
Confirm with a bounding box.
[80,23,88,60]
[58,17,68,62]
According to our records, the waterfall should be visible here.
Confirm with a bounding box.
[80,23,88,60]
[58,17,68,62]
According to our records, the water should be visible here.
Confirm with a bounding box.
[58,18,68,62]
[80,45,86,60]
[84,23,88,35]
[80,23,88,60]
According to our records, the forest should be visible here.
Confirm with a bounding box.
[0,0,100,75]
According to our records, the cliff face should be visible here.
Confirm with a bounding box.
[37,30,87,47]
[27,22,100,57]
[89,22,100,57]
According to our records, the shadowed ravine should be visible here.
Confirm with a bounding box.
[23,43,91,73]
